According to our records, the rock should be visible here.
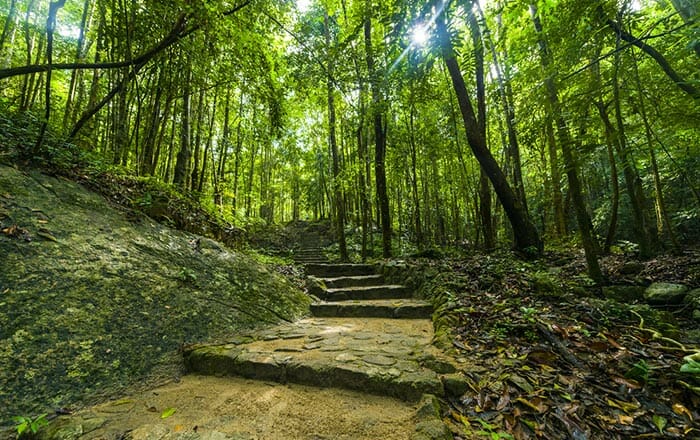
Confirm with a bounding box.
[683,289,700,309]
[644,282,688,305]
[412,420,453,440]
[441,373,469,397]
[129,424,169,440]
[620,261,644,275]
[530,272,563,298]
[602,285,645,302]
[38,420,83,440]
[306,276,327,299]
[415,394,442,420]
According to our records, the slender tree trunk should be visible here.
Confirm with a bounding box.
[530,4,602,281]
[324,10,348,261]
[611,27,657,258]
[0,0,18,66]
[191,88,205,193]
[173,64,192,188]
[467,2,495,251]
[596,102,621,254]
[408,95,423,248]
[365,2,391,258]
[63,0,92,128]
[631,50,679,250]
[232,92,246,213]
[437,11,542,255]
[199,91,217,193]
[590,53,620,253]
[479,4,528,211]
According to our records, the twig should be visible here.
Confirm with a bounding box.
[536,322,587,369]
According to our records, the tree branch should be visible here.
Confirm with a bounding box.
[606,16,699,100]
[0,1,251,81]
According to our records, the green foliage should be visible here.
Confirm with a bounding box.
[12,413,48,437]
[625,359,654,385]
[680,353,700,375]
[178,268,197,284]
[474,418,515,440]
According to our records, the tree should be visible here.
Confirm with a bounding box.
[436,2,543,255]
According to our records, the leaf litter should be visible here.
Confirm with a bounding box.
[423,250,700,439]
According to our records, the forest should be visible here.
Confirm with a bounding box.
[0,0,698,271]
[0,0,700,438]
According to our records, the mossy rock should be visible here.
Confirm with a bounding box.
[530,271,564,298]
[644,282,688,305]
[0,165,310,423]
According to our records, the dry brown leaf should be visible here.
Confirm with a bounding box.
[672,403,693,421]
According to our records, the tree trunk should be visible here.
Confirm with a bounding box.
[530,4,602,281]
[631,50,679,250]
[173,64,192,188]
[364,4,391,258]
[611,29,657,258]
[437,11,542,255]
[63,0,92,128]
[467,2,496,251]
[0,0,18,66]
[33,0,67,153]
[325,10,348,261]
[408,95,423,248]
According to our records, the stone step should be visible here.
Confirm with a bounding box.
[322,274,385,288]
[326,285,412,301]
[305,263,376,277]
[311,299,432,319]
[294,257,329,263]
[184,318,456,402]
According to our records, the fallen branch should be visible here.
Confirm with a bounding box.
[536,322,587,369]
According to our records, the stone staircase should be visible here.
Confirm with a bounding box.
[183,260,466,402]
[306,263,433,319]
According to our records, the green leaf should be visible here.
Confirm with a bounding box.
[161,407,176,419]
[652,414,667,433]
[15,420,29,435]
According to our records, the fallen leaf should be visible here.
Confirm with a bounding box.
[161,407,176,419]
[652,415,667,433]
[174,425,185,432]
[672,403,693,420]
[606,398,640,413]
[618,414,634,425]
[611,375,642,390]
[37,230,58,242]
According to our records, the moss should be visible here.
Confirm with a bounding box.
[0,165,310,424]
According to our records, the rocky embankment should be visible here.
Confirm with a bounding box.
[0,165,310,426]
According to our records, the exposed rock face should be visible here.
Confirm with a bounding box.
[644,282,688,305]
[0,165,310,423]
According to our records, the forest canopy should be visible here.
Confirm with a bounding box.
[0,0,698,271]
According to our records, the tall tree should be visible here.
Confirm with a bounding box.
[364,0,391,258]
[530,3,603,282]
[436,2,543,255]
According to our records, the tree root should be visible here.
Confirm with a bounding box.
[629,310,697,353]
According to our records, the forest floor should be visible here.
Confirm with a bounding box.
[1,161,699,439]
[426,248,700,439]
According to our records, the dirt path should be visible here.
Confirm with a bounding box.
[50,375,417,440]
